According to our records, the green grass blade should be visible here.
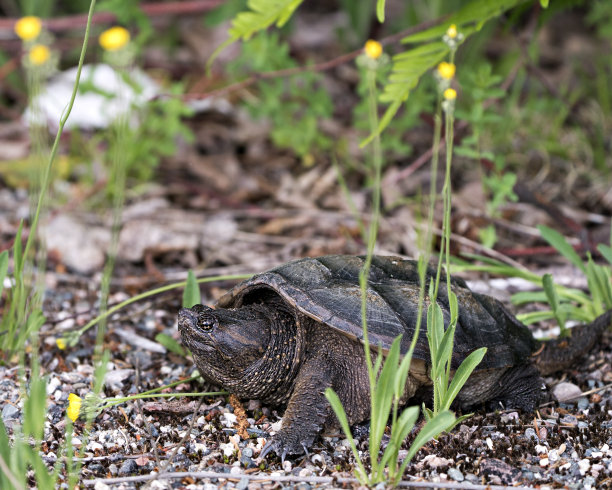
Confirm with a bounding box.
[376,0,385,22]
[403,410,455,465]
[155,333,188,356]
[325,388,368,483]
[598,244,612,266]
[434,324,455,375]
[0,250,8,298]
[182,270,201,308]
[538,225,586,273]
[443,347,487,410]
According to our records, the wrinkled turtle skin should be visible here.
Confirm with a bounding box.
[178,255,612,459]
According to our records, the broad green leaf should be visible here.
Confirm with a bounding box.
[444,347,487,410]
[540,0,549,7]
[23,372,47,441]
[538,225,586,273]
[404,410,455,463]
[376,0,385,22]
[325,388,367,481]
[598,244,612,266]
[542,273,567,334]
[182,269,201,308]
[155,333,188,357]
[434,324,455,375]
[586,257,612,311]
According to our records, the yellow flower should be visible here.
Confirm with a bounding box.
[56,337,66,350]
[364,40,383,60]
[437,62,456,80]
[67,393,82,422]
[28,44,50,65]
[15,16,42,41]
[444,88,457,100]
[99,26,130,52]
[446,24,458,39]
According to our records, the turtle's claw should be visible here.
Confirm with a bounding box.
[259,433,306,460]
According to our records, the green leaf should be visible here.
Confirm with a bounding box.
[443,347,487,410]
[586,256,612,311]
[598,244,612,266]
[434,324,455,375]
[404,410,455,463]
[376,0,385,22]
[540,0,549,7]
[229,0,304,40]
[23,371,47,441]
[0,250,8,299]
[13,220,24,276]
[155,333,188,357]
[325,388,368,483]
[402,0,528,43]
[542,273,567,334]
[182,270,201,308]
[538,225,586,273]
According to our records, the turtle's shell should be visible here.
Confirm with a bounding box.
[216,255,537,370]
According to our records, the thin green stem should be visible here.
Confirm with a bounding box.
[21,0,96,275]
[72,274,251,343]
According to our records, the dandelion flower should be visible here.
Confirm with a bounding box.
[437,62,456,80]
[67,393,82,422]
[15,16,42,41]
[28,44,50,66]
[56,337,66,350]
[364,40,383,60]
[99,26,130,52]
[444,88,457,100]
[446,24,458,39]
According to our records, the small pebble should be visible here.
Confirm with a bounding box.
[525,428,538,440]
[552,382,582,402]
[576,397,590,410]
[1,404,19,420]
[447,468,464,482]
[539,457,549,467]
[578,458,591,475]
[236,478,249,490]
[119,459,138,476]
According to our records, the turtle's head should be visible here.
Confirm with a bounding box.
[178,304,271,382]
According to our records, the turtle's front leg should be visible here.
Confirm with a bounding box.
[261,358,332,460]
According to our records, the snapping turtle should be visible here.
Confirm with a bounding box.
[178,255,611,458]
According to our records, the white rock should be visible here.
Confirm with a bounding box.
[25,64,159,130]
[539,457,549,467]
[219,442,235,458]
[535,444,548,454]
[552,382,582,402]
[578,458,591,475]
[221,412,237,427]
[46,376,61,395]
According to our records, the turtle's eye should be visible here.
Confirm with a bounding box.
[197,311,218,331]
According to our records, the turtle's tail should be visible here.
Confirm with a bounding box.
[532,309,612,376]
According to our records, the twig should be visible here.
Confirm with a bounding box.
[81,469,536,489]
[143,398,205,489]
[182,18,444,101]
[0,1,225,33]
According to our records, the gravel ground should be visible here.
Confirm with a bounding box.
[2,283,610,489]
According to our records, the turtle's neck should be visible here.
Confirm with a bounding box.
[227,301,306,404]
